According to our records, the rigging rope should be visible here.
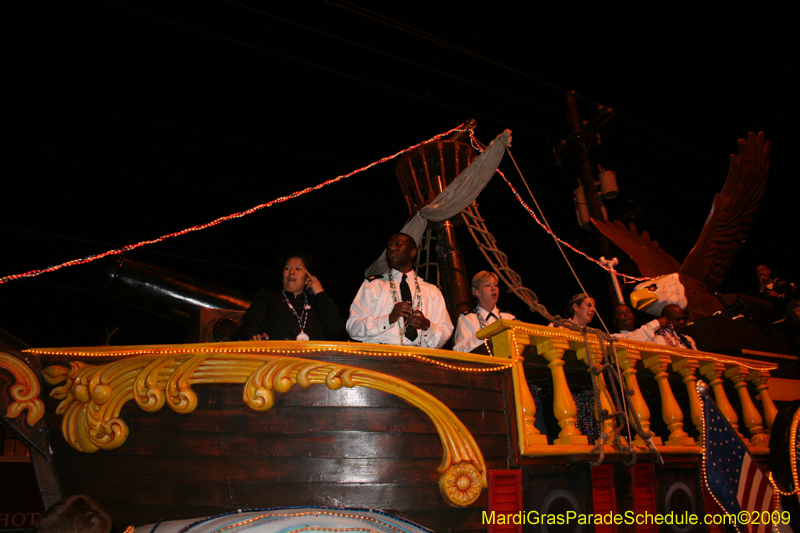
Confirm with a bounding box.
[462,131,662,464]
[416,229,439,287]
[469,134,653,283]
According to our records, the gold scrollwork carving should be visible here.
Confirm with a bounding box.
[45,360,141,452]
[243,357,487,507]
[165,354,208,414]
[133,356,171,412]
[43,352,487,506]
[44,353,251,452]
[0,352,45,426]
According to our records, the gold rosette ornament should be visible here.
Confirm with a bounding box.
[440,463,483,506]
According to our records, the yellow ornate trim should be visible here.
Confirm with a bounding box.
[43,352,487,507]
[477,320,779,372]
[28,341,516,373]
[0,352,45,426]
[477,319,777,457]
[478,326,548,453]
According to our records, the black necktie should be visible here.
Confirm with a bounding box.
[400,274,417,341]
[483,311,498,356]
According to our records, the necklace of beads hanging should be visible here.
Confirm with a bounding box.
[387,271,422,344]
[658,323,691,349]
[475,306,494,356]
[476,306,493,329]
[281,290,311,341]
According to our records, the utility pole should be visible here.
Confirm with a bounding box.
[564,90,614,259]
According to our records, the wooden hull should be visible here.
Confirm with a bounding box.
[32,346,511,532]
[4,324,795,532]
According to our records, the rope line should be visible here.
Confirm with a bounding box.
[468,133,653,283]
[460,132,662,465]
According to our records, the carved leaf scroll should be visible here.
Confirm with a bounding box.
[42,351,487,507]
[1,352,45,426]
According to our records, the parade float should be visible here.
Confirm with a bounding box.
[2,125,798,532]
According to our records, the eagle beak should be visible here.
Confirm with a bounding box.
[630,288,658,311]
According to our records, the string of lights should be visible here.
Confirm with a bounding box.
[766,406,800,498]
[25,341,521,373]
[173,508,435,533]
[499,170,652,282]
[0,124,464,286]
[207,510,409,533]
[467,132,653,283]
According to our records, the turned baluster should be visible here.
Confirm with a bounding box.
[617,348,661,446]
[725,366,767,447]
[671,357,703,445]
[575,345,618,447]
[497,328,549,451]
[643,353,694,446]
[747,370,777,443]
[538,339,588,445]
[700,362,748,445]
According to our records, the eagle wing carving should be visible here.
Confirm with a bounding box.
[679,131,770,291]
[591,219,682,278]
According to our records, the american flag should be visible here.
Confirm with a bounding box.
[703,393,774,533]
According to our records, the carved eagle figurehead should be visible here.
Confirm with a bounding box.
[593,132,770,319]
[630,273,688,315]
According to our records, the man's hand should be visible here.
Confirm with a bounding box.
[389,301,412,324]
[250,333,269,341]
[406,309,431,331]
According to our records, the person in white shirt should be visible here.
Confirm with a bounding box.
[453,271,516,354]
[346,233,453,348]
[611,303,667,343]
[653,304,697,350]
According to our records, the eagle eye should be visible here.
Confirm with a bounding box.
[647,284,658,291]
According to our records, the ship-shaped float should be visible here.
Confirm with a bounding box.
[2,126,799,532]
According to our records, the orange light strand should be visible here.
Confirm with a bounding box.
[468,132,653,282]
[0,124,466,285]
[26,343,519,373]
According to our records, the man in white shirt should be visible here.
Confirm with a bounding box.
[453,271,515,354]
[346,233,453,348]
[653,304,697,350]
[611,303,667,343]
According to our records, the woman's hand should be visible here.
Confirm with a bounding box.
[306,273,324,295]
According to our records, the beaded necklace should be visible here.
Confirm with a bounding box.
[281,289,311,341]
[387,270,422,344]
[475,306,496,329]
[657,323,692,349]
[475,306,494,356]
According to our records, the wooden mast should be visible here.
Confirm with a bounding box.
[394,119,478,327]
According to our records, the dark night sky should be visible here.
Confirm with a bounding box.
[3,1,797,348]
